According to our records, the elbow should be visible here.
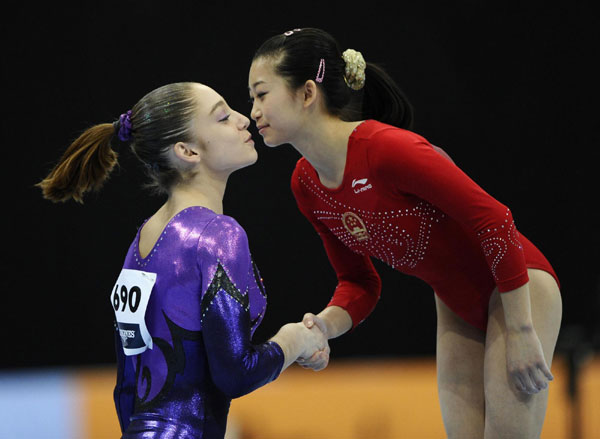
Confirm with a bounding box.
[212,354,268,399]
[356,268,382,302]
[215,377,249,399]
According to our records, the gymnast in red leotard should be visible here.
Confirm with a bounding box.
[290,120,559,333]
[249,28,562,439]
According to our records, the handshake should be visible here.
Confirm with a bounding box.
[272,313,331,372]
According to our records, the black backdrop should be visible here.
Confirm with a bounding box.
[3,2,598,369]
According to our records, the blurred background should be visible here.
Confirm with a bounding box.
[2,1,599,437]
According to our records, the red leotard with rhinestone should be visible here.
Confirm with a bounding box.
[291,120,559,331]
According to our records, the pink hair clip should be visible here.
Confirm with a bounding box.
[316,58,325,83]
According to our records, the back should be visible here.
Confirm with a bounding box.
[112,206,281,438]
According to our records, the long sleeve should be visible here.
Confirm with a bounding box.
[369,128,529,292]
[198,217,284,399]
[291,172,382,328]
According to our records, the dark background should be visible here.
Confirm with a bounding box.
[3,2,598,369]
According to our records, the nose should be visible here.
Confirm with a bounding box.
[250,101,261,122]
[237,112,250,130]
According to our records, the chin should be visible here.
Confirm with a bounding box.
[240,151,259,169]
[263,137,285,148]
[248,151,259,165]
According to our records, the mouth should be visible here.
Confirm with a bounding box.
[257,124,269,134]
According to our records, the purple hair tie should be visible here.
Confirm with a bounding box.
[117,110,133,142]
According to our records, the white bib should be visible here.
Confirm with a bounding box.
[111,268,156,356]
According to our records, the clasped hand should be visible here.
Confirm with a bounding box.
[296,313,330,371]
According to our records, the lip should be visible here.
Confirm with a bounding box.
[257,124,269,134]
[244,134,254,144]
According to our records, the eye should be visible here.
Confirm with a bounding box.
[249,92,267,104]
[219,114,230,122]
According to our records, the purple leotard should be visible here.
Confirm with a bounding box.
[112,206,284,438]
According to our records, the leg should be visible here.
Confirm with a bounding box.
[435,294,486,439]
[484,269,562,439]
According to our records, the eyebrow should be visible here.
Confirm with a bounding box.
[209,100,226,115]
[249,80,266,90]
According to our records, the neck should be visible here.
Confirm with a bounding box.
[163,172,228,217]
[289,115,362,188]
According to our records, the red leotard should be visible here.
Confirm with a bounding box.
[291,120,559,331]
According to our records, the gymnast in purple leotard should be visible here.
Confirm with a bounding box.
[38,82,329,438]
[114,208,284,437]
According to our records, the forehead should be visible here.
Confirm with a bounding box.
[192,84,224,115]
[249,57,281,87]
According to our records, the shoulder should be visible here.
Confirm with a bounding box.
[358,121,438,169]
[202,213,249,248]
[198,213,252,269]
[358,120,431,150]
[172,207,246,239]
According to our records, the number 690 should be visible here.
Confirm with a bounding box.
[112,284,142,313]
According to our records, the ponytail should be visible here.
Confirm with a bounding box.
[38,82,201,203]
[361,62,414,130]
[37,123,119,203]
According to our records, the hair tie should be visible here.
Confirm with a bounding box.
[116,110,133,142]
[342,49,366,90]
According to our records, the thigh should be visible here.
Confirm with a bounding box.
[484,269,562,439]
[435,294,486,439]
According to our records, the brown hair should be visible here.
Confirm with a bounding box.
[37,123,118,203]
[37,82,200,203]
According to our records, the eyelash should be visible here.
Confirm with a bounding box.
[249,92,266,104]
[219,114,230,122]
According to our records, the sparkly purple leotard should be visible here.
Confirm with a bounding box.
[112,206,284,438]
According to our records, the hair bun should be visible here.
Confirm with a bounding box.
[342,49,366,90]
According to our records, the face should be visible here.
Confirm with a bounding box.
[188,84,257,175]
[248,57,304,147]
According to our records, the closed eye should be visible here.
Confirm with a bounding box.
[219,114,230,122]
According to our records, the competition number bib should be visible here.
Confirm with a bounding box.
[111,268,156,356]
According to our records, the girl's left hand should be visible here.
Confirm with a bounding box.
[505,326,553,394]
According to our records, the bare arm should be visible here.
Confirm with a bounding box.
[313,305,353,339]
[500,283,534,332]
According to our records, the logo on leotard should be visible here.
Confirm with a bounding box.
[351,178,372,194]
[342,212,370,242]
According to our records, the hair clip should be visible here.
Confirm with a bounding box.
[316,58,325,83]
[283,28,302,36]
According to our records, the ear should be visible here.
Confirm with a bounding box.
[173,141,201,164]
[301,80,319,109]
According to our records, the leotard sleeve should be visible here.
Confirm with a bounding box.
[291,167,382,328]
[198,216,285,398]
[369,127,529,292]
